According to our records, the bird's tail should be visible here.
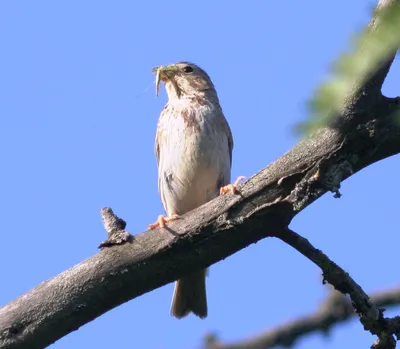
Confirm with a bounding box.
[170,269,208,319]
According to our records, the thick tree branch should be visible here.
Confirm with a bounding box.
[364,0,399,94]
[204,287,400,349]
[0,0,400,348]
[1,93,399,349]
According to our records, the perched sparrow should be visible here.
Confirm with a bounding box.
[149,62,244,319]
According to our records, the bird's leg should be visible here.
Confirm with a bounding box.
[148,214,181,229]
[220,176,246,195]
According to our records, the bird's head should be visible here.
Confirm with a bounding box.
[153,62,216,100]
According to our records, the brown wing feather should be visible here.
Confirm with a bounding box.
[154,106,168,167]
[219,111,234,167]
[154,125,161,167]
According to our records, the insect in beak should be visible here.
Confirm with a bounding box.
[153,66,165,97]
[155,68,161,97]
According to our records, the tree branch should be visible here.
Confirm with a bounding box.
[204,287,400,349]
[277,229,400,347]
[363,0,400,95]
[1,0,400,348]
[277,229,381,329]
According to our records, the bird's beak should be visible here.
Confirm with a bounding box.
[152,65,177,97]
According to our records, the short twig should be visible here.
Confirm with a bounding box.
[98,207,133,248]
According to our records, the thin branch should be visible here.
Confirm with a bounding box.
[204,287,400,349]
[276,229,400,347]
[277,229,381,329]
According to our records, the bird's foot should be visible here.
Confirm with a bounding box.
[148,214,181,229]
[219,176,246,195]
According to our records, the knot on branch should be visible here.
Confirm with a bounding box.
[98,207,133,249]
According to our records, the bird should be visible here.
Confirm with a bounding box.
[148,62,244,319]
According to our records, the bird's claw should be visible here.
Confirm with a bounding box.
[220,176,246,195]
[148,214,181,229]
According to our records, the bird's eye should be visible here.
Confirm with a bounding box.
[183,66,194,73]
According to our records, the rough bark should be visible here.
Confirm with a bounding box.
[1,0,400,348]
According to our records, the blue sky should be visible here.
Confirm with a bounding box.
[1,1,399,348]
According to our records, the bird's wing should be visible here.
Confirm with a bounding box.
[154,106,168,167]
[220,112,234,168]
